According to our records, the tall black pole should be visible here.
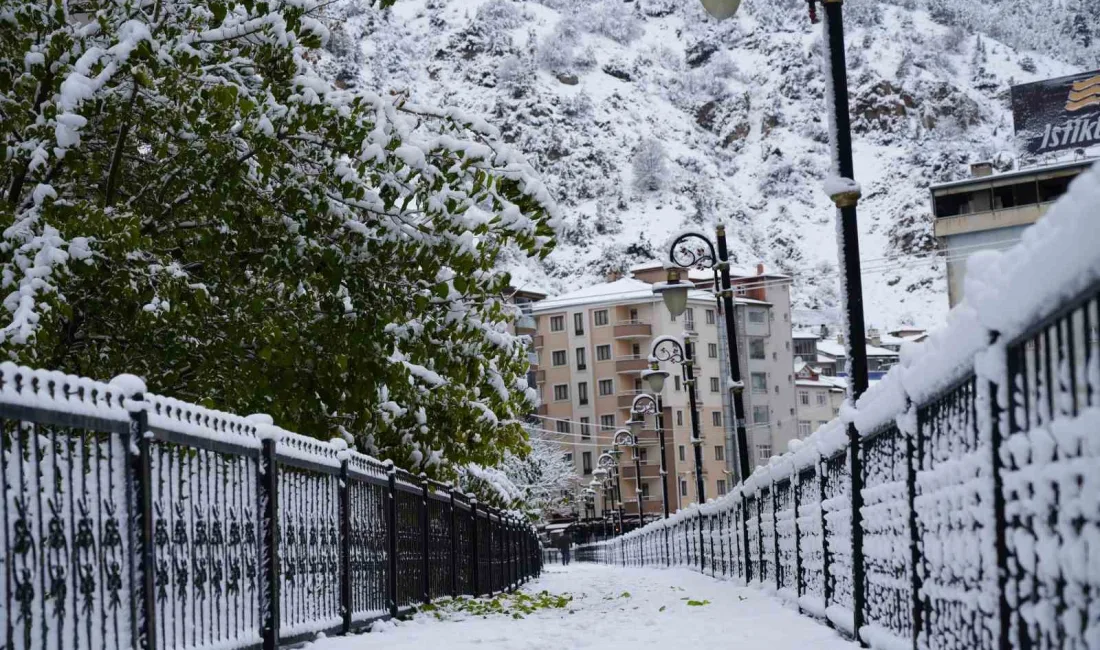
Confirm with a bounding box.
[656,394,670,519]
[632,442,643,526]
[683,339,706,504]
[715,225,752,483]
[823,0,867,635]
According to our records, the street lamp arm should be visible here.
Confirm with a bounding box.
[630,393,659,415]
[668,230,719,271]
[650,335,686,363]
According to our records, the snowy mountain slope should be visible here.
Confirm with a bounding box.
[322,0,1087,329]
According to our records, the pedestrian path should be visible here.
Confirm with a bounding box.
[306,564,858,650]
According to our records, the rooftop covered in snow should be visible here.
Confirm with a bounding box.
[531,276,769,313]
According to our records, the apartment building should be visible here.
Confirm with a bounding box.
[529,266,797,523]
[794,361,845,438]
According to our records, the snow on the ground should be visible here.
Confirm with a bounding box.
[305,565,858,650]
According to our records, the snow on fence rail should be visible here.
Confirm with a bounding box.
[577,166,1100,650]
[0,367,542,650]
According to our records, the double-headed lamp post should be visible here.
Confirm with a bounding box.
[696,0,870,632]
[645,335,706,506]
[653,231,751,484]
[630,393,669,519]
[597,451,623,535]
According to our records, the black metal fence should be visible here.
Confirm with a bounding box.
[577,279,1100,650]
[0,370,541,650]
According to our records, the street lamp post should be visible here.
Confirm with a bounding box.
[696,0,870,633]
[630,393,669,519]
[654,231,751,484]
[614,428,644,528]
[647,335,706,505]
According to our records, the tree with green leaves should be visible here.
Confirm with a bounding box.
[0,0,559,476]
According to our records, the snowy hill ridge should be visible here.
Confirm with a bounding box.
[323,0,1093,329]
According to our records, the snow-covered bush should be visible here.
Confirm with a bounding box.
[581,1,644,45]
[632,138,670,192]
[476,0,526,31]
[497,55,537,96]
[537,20,582,72]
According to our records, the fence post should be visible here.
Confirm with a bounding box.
[850,430,865,637]
[992,334,1010,650]
[698,511,705,574]
[772,480,780,592]
[470,497,480,596]
[907,403,922,649]
[449,487,458,598]
[487,513,495,596]
[260,436,280,650]
[386,465,398,618]
[820,456,831,611]
[420,473,430,605]
[339,457,351,634]
[741,499,751,584]
[794,472,802,602]
[124,385,156,650]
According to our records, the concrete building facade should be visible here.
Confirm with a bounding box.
[528,267,797,524]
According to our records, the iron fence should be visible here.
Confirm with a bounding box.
[0,368,541,650]
[576,280,1100,650]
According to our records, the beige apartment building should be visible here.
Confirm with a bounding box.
[529,266,796,524]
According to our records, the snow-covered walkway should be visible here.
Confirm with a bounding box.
[305,565,858,650]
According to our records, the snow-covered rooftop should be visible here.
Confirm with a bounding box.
[532,276,770,313]
[929,157,1095,193]
[796,377,847,391]
[792,331,820,340]
[816,339,900,359]
[531,277,713,313]
[629,261,714,282]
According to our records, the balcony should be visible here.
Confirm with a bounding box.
[620,462,662,479]
[615,355,649,373]
[537,404,548,416]
[624,495,666,516]
[532,334,544,348]
[613,320,652,339]
[535,369,546,383]
[516,314,536,333]
[616,389,646,408]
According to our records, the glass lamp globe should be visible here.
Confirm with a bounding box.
[653,267,692,318]
[700,0,741,20]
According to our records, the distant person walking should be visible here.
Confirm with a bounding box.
[556,535,571,565]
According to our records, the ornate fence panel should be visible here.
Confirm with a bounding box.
[821,448,853,629]
[775,478,797,597]
[0,366,541,650]
[860,424,912,646]
[916,376,993,650]
[1004,289,1100,650]
[0,383,133,650]
[796,465,824,613]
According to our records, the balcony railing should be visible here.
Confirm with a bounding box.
[615,355,649,373]
[516,314,536,331]
[613,320,652,339]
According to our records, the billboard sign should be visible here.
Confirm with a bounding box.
[1011,70,1100,157]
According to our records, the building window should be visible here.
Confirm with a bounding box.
[676,411,684,426]
[574,312,585,336]
[552,350,567,366]
[753,405,769,423]
[639,447,648,462]
[600,414,615,430]
[708,343,718,358]
[553,384,569,401]
[578,382,589,406]
[710,377,720,393]
[564,452,573,464]
[750,338,766,360]
[641,482,650,498]
[817,392,827,406]
[714,445,724,461]
[818,420,829,428]
[798,420,813,437]
[748,309,766,323]
[751,372,767,393]
[712,411,722,426]
[550,315,564,332]
[594,309,609,326]
[717,479,727,496]
[596,344,611,361]
[674,375,682,391]
[794,339,815,357]
[684,308,695,331]
[678,445,685,462]
[799,390,810,406]
[680,479,688,497]
[576,347,587,370]
[556,420,571,434]
[580,417,591,439]
[706,309,716,325]
[583,451,592,475]
[757,444,772,461]
[598,379,614,396]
